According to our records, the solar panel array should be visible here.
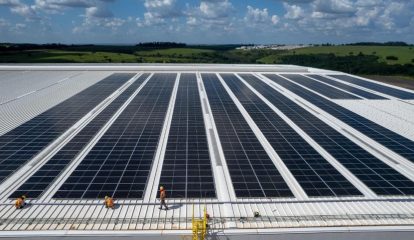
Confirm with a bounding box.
[308,75,387,100]
[2,69,414,200]
[285,74,361,99]
[54,73,176,199]
[202,73,293,198]
[330,75,414,99]
[10,73,149,199]
[259,74,414,195]
[276,74,414,163]
[0,73,133,183]
[159,74,215,198]
[222,74,362,197]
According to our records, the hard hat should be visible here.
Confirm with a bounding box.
[160,186,164,190]
[105,196,109,199]
[21,195,26,199]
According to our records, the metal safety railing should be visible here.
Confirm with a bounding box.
[1,213,414,231]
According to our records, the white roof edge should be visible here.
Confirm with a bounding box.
[0,64,311,72]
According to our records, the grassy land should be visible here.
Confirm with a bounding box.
[0,45,413,77]
[256,46,414,65]
[0,50,138,63]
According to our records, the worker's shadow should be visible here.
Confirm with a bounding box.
[167,203,183,210]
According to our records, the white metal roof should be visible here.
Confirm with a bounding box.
[0,64,414,238]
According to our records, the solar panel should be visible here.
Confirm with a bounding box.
[244,74,414,196]
[9,73,149,199]
[0,73,134,183]
[308,75,387,100]
[283,74,361,99]
[53,73,176,199]
[329,75,414,99]
[276,74,414,163]
[159,73,215,198]
[202,73,293,198]
[222,74,362,197]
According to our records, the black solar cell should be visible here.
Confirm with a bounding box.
[9,73,149,199]
[222,73,362,197]
[283,74,361,99]
[244,74,414,196]
[330,75,414,99]
[53,73,176,199]
[0,73,134,183]
[307,75,387,100]
[159,73,215,198]
[276,74,414,164]
[202,73,293,198]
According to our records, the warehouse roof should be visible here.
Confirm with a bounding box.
[0,64,414,239]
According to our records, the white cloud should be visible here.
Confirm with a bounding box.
[183,0,234,32]
[67,0,124,33]
[313,0,355,14]
[1,0,414,44]
[199,0,233,19]
[0,0,38,19]
[137,0,181,26]
[86,6,113,18]
[272,15,280,25]
[244,6,279,26]
[284,3,305,19]
[0,17,26,34]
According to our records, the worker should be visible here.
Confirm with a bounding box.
[159,186,169,210]
[104,196,114,209]
[15,195,26,209]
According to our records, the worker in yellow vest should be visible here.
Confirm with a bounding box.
[15,195,26,209]
[104,196,114,209]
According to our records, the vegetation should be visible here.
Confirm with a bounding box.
[0,42,413,77]
[345,41,410,46]
[135,42,186,49]
[276,46,414,65]
[278,54,414,76]
[386,56,399,61]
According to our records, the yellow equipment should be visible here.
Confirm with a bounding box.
[192,205,208,240]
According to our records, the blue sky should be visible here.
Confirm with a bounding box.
[0,0,413,44]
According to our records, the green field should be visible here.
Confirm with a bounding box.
[1,45,413,64]
[0,50,138,63]
[292,46,414,64]
[0,44,413,76]
[256,46,414,65]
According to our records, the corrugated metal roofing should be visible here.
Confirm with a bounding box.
[0,64,414,238]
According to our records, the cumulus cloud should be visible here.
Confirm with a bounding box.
[137,0,182,26]
[313,0,355,14]
[0,0,38,19]
[280,0,414,40]
[0,17,27,37]
[86,5,113,18]
[0,0,414,44]
[67,0,124,33]
[284,3,305,19]
[199,0,233,19]
[244,6,279,26]
[183,0,235,32]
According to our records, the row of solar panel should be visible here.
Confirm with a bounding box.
[10,73,151,198]
[3,72,414,199]
[289,74,414,100]
[0,73,134,183]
